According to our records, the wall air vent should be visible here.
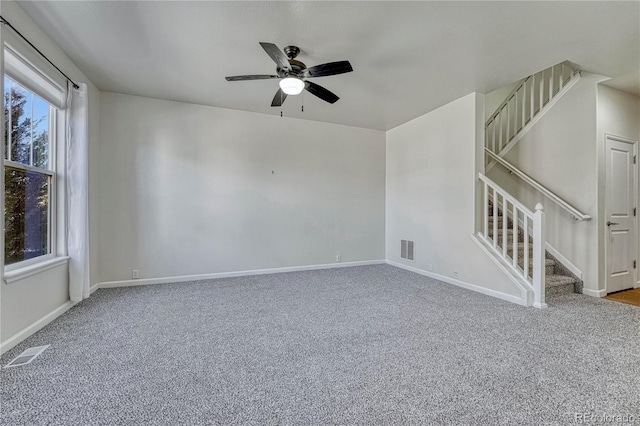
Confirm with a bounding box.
[3,345,50,368]
[401,240,414,261]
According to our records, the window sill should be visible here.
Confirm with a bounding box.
[4,256,70,284]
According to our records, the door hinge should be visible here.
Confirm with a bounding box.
[634,260,637,269]
[634,155,637,164]
[635,207,637,217]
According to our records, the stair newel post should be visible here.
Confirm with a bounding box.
[483,180,488,238]
[532,203,547,308]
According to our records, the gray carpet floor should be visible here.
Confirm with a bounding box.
[1,264,639,425]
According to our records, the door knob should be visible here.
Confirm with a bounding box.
[607,221,619,227]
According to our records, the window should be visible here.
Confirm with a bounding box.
[3,75,55,266]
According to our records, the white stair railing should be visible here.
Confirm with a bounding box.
[479,173,546,308]
[485,62,580,162]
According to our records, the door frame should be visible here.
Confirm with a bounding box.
[604,133,638,293]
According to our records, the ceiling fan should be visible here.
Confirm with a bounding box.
[225,42,353,107]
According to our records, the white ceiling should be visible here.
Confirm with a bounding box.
[16,1,640,131]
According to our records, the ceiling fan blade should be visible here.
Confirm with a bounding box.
[304,81,339,104]
[225,75,279,81]
[271,88,288,107]
[260,42,291,71]
[302,61,353,78]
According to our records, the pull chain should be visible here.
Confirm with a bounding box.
[280,89,284,117]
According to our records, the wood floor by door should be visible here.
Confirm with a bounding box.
[604,288,640,307]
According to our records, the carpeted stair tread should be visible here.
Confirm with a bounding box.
[504,242,534,258]
[487,217,506,227]
[491,232,525,243]
[488,228,514,237]
[546,274,577,287]
[513,247,557,275]
[486,208,582,297]
[511,255,554,267]
[546,274,578,296]
[515,258,555,278]
[495,233,527,245]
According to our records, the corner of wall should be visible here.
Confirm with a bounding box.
[0,0,101,351]
[384,92,527,305]
[474,92,486,234]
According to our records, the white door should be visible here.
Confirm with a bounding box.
[605,135,637,293]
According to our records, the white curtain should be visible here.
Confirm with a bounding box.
[66,81,90,302]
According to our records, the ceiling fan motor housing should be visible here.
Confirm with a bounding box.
[278,46,306,77]
[277,60,306,77]
[284,45,300,59]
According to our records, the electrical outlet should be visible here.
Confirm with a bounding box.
[336,255,342,262]
[132,270,139,279]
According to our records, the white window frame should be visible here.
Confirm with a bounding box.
[3,47,68,282]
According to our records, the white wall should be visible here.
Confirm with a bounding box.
[1,264,68,340]
[597,85,640,290]
[386,92,524,301]
[0,1,100,349]
[487,73,607,295]
[98,93,386,283]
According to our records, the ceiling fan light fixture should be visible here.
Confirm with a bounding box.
[279,77,304,95]
[225,43,351,106]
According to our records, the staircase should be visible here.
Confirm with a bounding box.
[487,201,581,297]
[475,61,587,308]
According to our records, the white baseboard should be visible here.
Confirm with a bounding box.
[385,259,529,307]
[582,288,606,298]
[0,300,76,355]
[89,282,101,294]
[97,260,386,289]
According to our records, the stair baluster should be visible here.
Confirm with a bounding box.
[485,61,580,167]
[479,173,544,307]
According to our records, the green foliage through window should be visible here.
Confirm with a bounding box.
[4,76,52,265]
